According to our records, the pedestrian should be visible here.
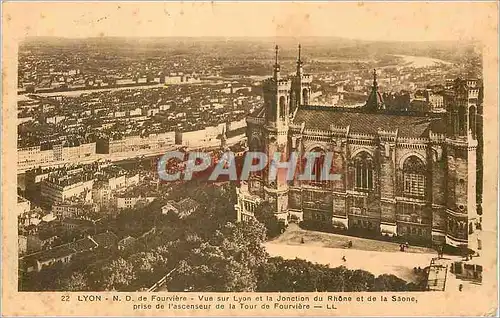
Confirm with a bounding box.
[301,237,305,244]
[458,284,463,292]
[342,256,346,262]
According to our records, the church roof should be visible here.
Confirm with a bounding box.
[293,107,445,138]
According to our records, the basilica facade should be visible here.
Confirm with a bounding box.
[235,45,483,250]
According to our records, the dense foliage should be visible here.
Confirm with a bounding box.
[254,201,287,239]
[20,182,424,292]
[256,257,422,292]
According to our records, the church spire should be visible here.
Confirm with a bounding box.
[273,45,280,80]
[296,44,303,76]
[365,69,385,111]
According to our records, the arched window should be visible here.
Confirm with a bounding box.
[269,96,277,121]
[458,106,466,136]
[249,137,261,152]
[403,156,426,198]
[279,96,286,119]
[302,88,309,105]
[290,90,296,113]
[311,148,325,182]
[469,106,476,138]
[353,152,373,191]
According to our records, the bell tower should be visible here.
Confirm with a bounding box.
[444,78,481,249]
[261,45,291,223]
[263,45,291,126]
[291,44,312,115]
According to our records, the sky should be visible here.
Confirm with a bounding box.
[2,2,498,42]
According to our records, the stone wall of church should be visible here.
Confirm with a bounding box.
[378,142,398,226]
[286,131,452,242]
[332,152,346,192]
[430,147,446,206]
[332,194,346,218]
[429,145,447,239]
[380,200,397,224]
[242,118,472,246]
[379,146,396,199]
[288,188,302,210]
[431,206,447,237]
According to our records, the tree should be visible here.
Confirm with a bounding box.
[128,251,167,287]
[32,262,65,291]
[316,265,345,292]
[179,183,238,240]
[96,257,136,291]
[257,259,411,293]
[216,218,268,270]
[256,257,284,291]
[167,218,268,292]
[345,269,375,292]
[373,274,409,291]
[254,201,286,239]
[168,243,231,292]
[258,257,328,292]
[55,272,89,291]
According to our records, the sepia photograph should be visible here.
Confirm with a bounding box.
[2,1,498,316]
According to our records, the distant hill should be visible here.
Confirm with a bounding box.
[21,36,480,64]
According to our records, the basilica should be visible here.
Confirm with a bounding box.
[235,45,483,250]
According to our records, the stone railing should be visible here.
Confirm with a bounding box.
[348,132,377,140]
[396,214,431,225]
[429,131,446,143]
[303,128,331,136]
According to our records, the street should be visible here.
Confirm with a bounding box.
[264,242,436,282]
[265,223,451,283]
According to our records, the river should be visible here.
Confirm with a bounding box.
[19,83,167,99]
[394,54,453,68]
